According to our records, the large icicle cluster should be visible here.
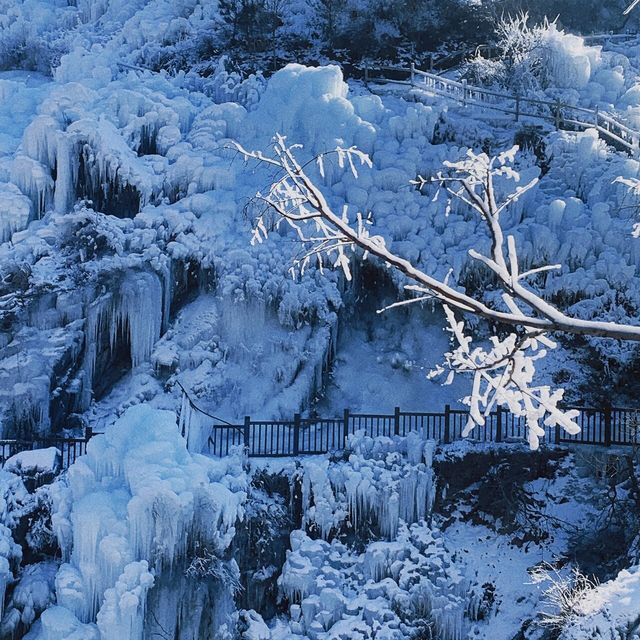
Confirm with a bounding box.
[271,433,485,639]
[39,404,247,639]
[253,432,484,640]
[300,432,436,540]
[82,270,164,408]
[278,525,479,640]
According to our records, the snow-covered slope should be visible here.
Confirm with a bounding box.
[1,6,640,639]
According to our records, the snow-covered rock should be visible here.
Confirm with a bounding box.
[4,448,61,478]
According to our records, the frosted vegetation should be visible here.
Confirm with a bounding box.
[0,1,640,639]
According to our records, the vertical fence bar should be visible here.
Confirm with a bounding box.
[293,414,300,456]
[394,407,401,436]
[496,406,503,443]
[444,405,451,444]
[604,405,612,447]
[271,420,275,455]
[343,409,350,448]
[243,417,250,454]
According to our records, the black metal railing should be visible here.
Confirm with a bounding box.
[189,395,640,457]
[0,429,100,471]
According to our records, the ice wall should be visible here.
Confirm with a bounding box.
[46,404,247,638]
[82,271,164,408]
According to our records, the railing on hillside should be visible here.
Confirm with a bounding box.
[0,429,98,471]
[582,32,639,45]
[364,63,640,154]
[177,390,640,457]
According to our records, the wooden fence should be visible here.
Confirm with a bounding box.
[193,398,640,457]
[364,63,640,154]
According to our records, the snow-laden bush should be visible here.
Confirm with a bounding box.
[0,0,74,74]
[553,564,640,639]
[465,14,553,95]
[532,564,599,629]
[465,14,600,95]
[185,542,242,595]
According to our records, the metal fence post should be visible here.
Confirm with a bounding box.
[394,406,401,436]
[462,79,468,107]
[243,416,250,453]
[410,62,415,85]
[293,413,301,456]
[496,406,503,443]
[554,423,561,445]
[444,404,451,444]
[429,54,434,73]
[364,66,369,85]
[604,405,612,447]
[515,96,520,122]
[343,409,350,448]
[84,427,93,458]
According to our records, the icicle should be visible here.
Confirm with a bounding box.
[161,261,172,334]
[53,136,80,214]
[9,156,54,219]
[114,271,163,369]
[22,115,60,170]
[96,561,154,640]
[185,404,207,454]
[81,294,112,410]
[0,183,31,242]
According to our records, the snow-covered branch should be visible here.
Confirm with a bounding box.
[236,135,640,448]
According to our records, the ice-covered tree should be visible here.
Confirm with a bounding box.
[235,136,640,449]
[464,13,552,94]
